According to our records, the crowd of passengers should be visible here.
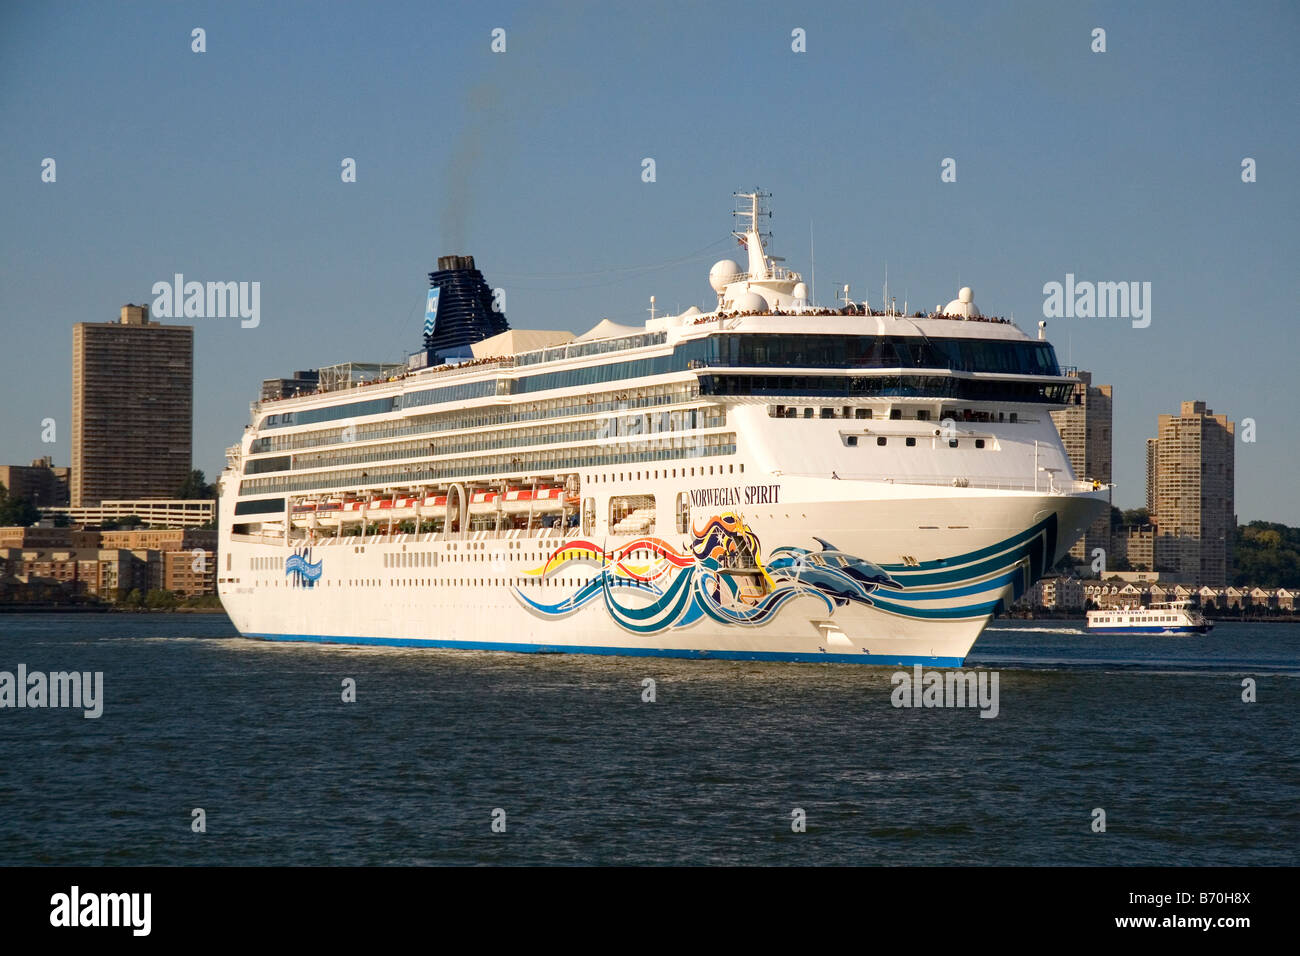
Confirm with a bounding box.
[692,307,1012,325]
[265,307,1014,404]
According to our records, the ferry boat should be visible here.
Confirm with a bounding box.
[1086,601,1213,635]
[216,190,1108,665]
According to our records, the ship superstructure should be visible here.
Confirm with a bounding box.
[217,190,1108,664]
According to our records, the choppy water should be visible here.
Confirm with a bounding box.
[0,613,1296,865]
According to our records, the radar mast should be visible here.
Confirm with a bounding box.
[732,188,774,280]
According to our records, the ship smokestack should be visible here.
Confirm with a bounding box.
[424,254,509,361]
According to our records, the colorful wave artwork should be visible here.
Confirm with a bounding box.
[513,512,902,635]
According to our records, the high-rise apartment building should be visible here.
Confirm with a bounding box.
[71,305,193,507]
[1049,370,1113,565]
[1146,400,1235,585]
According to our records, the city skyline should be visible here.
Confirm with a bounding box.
[2,2,1297,521]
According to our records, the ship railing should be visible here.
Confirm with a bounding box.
[263,523,582,548]
[855,474,1102,494]
[253,357,516,412]
[412,356,515,381]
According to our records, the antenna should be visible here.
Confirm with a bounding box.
[732,188,772,245]
[648,295,656,321]
[733,188,773,280]
[809,220,815,306]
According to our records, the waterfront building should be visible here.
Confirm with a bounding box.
[43,499,214,528]
[1050,370,1112,564]
[1145,401,1235,586]
[0,456,70,508]
[71,304,193,506]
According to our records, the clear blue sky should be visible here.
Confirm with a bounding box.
[2,1,1297,521]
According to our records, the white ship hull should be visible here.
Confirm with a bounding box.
[219,477,1105,666]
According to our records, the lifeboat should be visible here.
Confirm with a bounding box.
[288,486,569,527]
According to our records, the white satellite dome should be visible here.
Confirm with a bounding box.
[709,259,741,293]
[732,290,768,312]
[681,305,702,316]
[792,282,809,301]
[942,286,980,317]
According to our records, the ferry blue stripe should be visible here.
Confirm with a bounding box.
[1087,626,1206,635]
[244,632,963,666]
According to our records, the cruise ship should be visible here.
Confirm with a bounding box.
[217,190,1108,665]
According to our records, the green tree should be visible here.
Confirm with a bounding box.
[101,514,144,530]
[145,588,178,609]
[1233,521,1300,588]
[0,482,41,526]
[176,470,216,500]
[123,588,143,608]
[1121,507,1150,527]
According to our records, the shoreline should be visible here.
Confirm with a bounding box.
[0,605,227,614]
[999,612,1300,624]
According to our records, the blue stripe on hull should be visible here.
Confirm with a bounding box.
[245,632,965,667]
[1087,626,1208,635]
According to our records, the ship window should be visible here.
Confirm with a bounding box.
[890,409,902,420]
[802,408,813,419]
[876,437,887,446]
[975,439,986,449]
[846,436,858,447]
[855,408,869,419]
[820,408,834,419]
[949,439,959,448]
[611,495,655,534]
[916,410,930,421]
[906,437,916,447]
